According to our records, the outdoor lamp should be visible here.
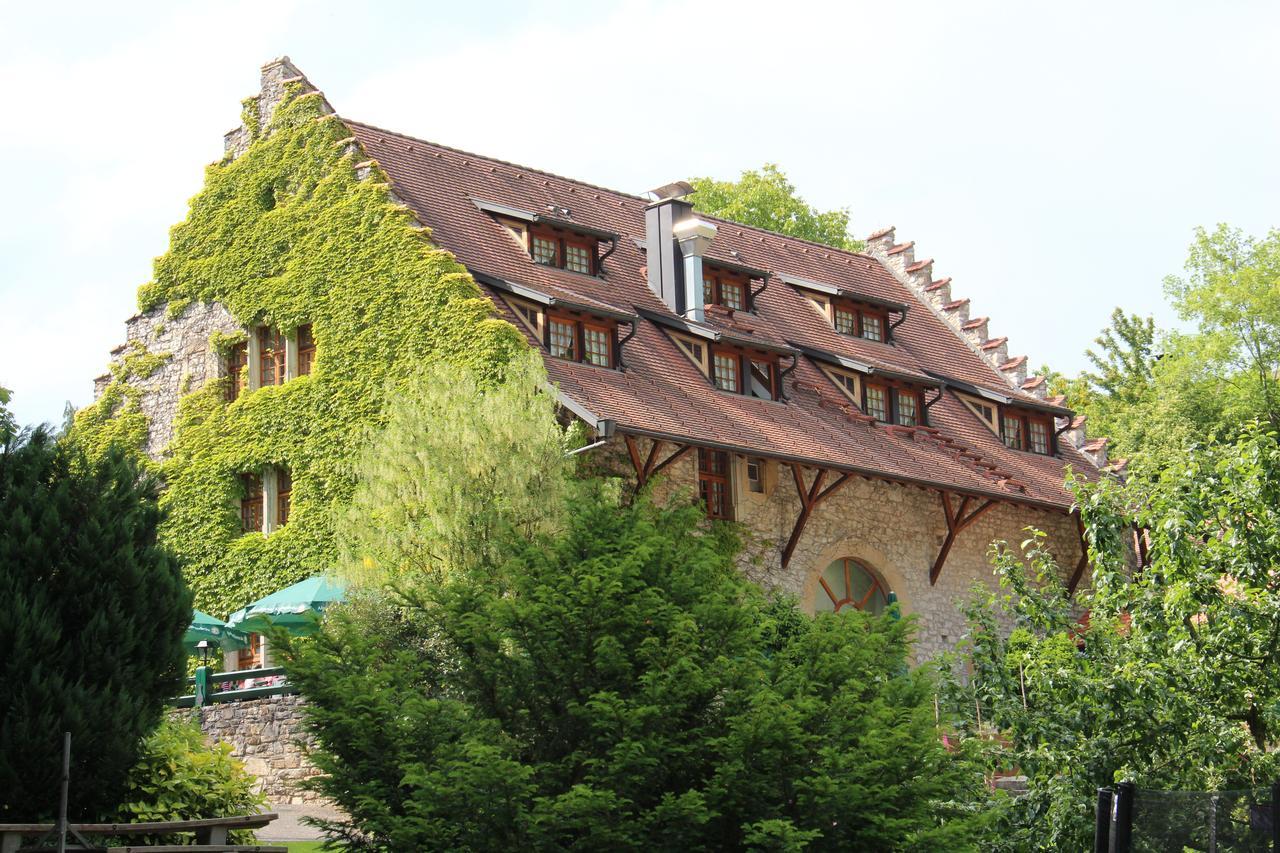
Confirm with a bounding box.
[196,639,213,667]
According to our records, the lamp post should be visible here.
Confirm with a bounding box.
[194,639,214,708]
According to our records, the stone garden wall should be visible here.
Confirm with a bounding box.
[175,694,325,804]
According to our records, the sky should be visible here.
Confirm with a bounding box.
[1,0,1277,428]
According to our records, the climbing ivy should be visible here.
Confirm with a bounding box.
[74,85,526,616]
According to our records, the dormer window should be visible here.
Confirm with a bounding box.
[703,267,748,311]
[829,301,886,342]
[710,346,778,400]
[545,311,614,368]
[527,225,598,275]
[1002,410,1054,455]
[959,393,1056,455]
[822,364,925,427]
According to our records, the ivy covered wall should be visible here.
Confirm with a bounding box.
[75,77,526,616]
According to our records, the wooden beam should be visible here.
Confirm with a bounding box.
[781,464,851,568]
[622,435,690,488]
[930,491,997,585]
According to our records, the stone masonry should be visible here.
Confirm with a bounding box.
[173,694,326,805]
[95,301,240,458]
[600,437,1083,662]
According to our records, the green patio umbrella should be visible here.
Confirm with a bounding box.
[226,574,349,636]
[184,609,249,652]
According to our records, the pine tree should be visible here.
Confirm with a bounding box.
[0,428,191,820]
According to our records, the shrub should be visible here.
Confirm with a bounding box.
[0,428,190,820]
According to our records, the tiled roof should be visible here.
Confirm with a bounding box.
[344,119,1097,511]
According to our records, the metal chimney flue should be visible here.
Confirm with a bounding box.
[674,218,717,323]
[644,182,698,316]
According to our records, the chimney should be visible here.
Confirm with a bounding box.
[674,218,717,323]
[645,181,698,316]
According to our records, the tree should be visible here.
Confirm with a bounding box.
[0,428,191,820]
[0,384,14,444]
[944,424,1280,850]
[338,351,577,583]
[689,164,862,251]
[282,360,986,850]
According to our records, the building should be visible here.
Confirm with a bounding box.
[91,59,1107,659]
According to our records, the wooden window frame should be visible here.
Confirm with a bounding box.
[531,233,560,267]
[257,326,287,388]
[528,225,599,276]
[225,341,247,402]
[863,382,889,422]
[240,473,264,534]
[895,388,919,427]
[1000,408,1055,455]
[548,317,577,361]
[816,558,889,614]
[710,346,780,399]
[829,297,890,344]
[698,448,733,520]
[296,324,316,377]
[545,310,617,369]
[702,267,751,312]
[712,349,741,393]
[276,470,292,526]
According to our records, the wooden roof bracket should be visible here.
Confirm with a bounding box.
[781,463,852,568]
[1067,510,1090,595]
[931,491,997,585]
[623,434,691,489]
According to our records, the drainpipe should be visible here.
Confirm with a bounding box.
[674,218,717,324]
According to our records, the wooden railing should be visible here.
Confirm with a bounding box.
[170,666,297,708]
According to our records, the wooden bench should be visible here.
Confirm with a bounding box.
[0,813,283,852]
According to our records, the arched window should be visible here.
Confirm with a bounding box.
[814,558,888,615]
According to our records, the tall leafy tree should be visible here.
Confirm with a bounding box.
[689,164,861,251]
[0,428,191,820]
[945,424,1280,850]
[0,385,14,444]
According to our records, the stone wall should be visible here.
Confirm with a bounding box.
[596,436,1083,662]
[176,694,325,804]
[97,301,240,457]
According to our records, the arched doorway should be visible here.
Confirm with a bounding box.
[813,557,889,615]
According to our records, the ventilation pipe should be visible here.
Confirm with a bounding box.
[674,218,717,323]
[644,182,694,315]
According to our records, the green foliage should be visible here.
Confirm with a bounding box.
[340,352,575,584]
[0,429,191,820]
[111,715,266,843]
[72,84,526,617]
[0,384,14,443]
[689,164,862,252]
[945,424,1280,849]
[1056,225,1280,462]
[281,366,986,850]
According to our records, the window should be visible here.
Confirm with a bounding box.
[583,324,611,367]
[258,327,287,387]
[864,385,888,421]
[746,457,765,494]
[896,390,918,426]
[296,324,316,377]
[532,235,559,266]
[834,306,858,336]
[546,314,615,367]
[549,319,576,360]
[713,352,739,392]
[1029,419,1049,454]
[1001,410,1054,455]
[702,268,750,311]
[528,227,598,274]
[1002,415,1023,450]
[861,314,883,342]
[226,341,247,402]
[240,474,263,534]
[564,242,593,274]
[276,470,292,526]
[814,558,888,615]
[829,300,889,343]
[698,449,732,520]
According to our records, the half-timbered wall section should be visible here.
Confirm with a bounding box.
[91,57,1108,654]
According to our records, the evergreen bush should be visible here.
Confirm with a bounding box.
[0,428,191,820]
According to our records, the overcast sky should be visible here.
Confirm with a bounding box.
[2,0,1277,428]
